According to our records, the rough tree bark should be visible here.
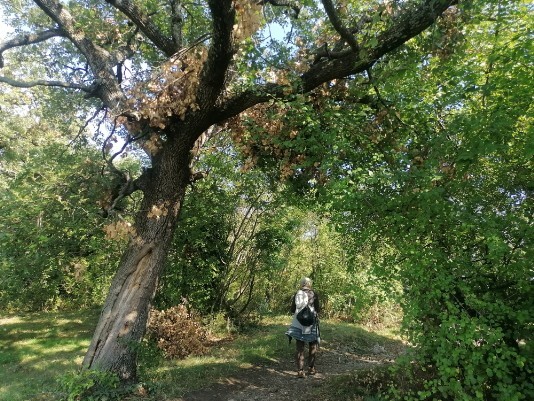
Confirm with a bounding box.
[82,134,195,380]
[0,0,458,382]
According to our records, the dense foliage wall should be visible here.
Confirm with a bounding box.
[0,86,141,311]
[154,135,386,322]
[155,147,301,317]
[1,135,115,310]
[322,2,533,399]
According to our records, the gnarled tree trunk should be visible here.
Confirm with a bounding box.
[82,132,194,381]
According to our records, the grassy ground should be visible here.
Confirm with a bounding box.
[0,311,403,401]
[144,316,293,395]
[0,309,100,401]
[143,315,404,399]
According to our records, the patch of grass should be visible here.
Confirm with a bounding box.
[0,309,100,401]
[319,317,404,355]
[313,365,395,401]
[0,311,405,400]
[140,315,292,398]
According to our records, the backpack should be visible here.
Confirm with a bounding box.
[296,304,315,326]
[295,289,316,326]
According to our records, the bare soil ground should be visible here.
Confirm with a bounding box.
[179,340,404,401]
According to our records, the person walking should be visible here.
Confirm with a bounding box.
[285,277,321,378]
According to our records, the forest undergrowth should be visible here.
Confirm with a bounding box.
[0,309,407,401]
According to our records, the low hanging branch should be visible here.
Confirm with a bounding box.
[0,28,65,68]
[0,76,93,92]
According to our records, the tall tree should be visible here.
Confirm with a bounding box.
[321,1,532,398]
[0,0,458,381]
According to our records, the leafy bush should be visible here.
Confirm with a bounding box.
[0,143,133,312]
[327,2,533,398]
[58,369,126,401]
[146,303,209,359]
[396,265,533,401]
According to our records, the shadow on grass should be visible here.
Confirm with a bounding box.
[0,309,100,401]
[0,312,406,401]
[148,318,406,401]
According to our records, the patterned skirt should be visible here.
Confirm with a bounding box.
[285,323,320,344]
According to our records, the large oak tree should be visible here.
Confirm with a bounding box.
[0,0,458,381]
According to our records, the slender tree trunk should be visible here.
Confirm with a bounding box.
[82,132,193,382]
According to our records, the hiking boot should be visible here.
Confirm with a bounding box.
[297,370,305,378]
[308,366,316,375]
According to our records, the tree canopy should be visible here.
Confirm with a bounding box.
[1,0,532,399]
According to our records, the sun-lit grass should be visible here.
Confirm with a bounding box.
[320,318,405,355]
[0,309,99,401]
[140,316,293,397]
[0,311,405,400]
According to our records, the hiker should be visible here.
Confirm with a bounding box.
[285,277,321,378]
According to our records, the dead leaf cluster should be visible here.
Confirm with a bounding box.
[147,304,209,359]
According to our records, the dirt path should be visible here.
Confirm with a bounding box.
[179,340,403,401]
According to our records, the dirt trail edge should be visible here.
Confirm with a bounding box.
[180,340,404,401]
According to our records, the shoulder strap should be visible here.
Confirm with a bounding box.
[303,289,314,306]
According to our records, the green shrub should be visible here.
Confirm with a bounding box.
[394,262,533,401]
[58,369,127,401]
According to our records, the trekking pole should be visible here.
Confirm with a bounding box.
[316,315,321,348]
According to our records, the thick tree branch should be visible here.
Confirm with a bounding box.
[310,43,352,62]
[195,0,235,111]
[0,29,65,68]
[259,0,301,18]
[321,0,359,52]
[0,75,94,92]
[170,0,185,50]
[212,83,285,124]
[214,0,457,122]
[105,0,178,56]
[33,0,126,111]
[372,0,458,56]
[100,172,138,217]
